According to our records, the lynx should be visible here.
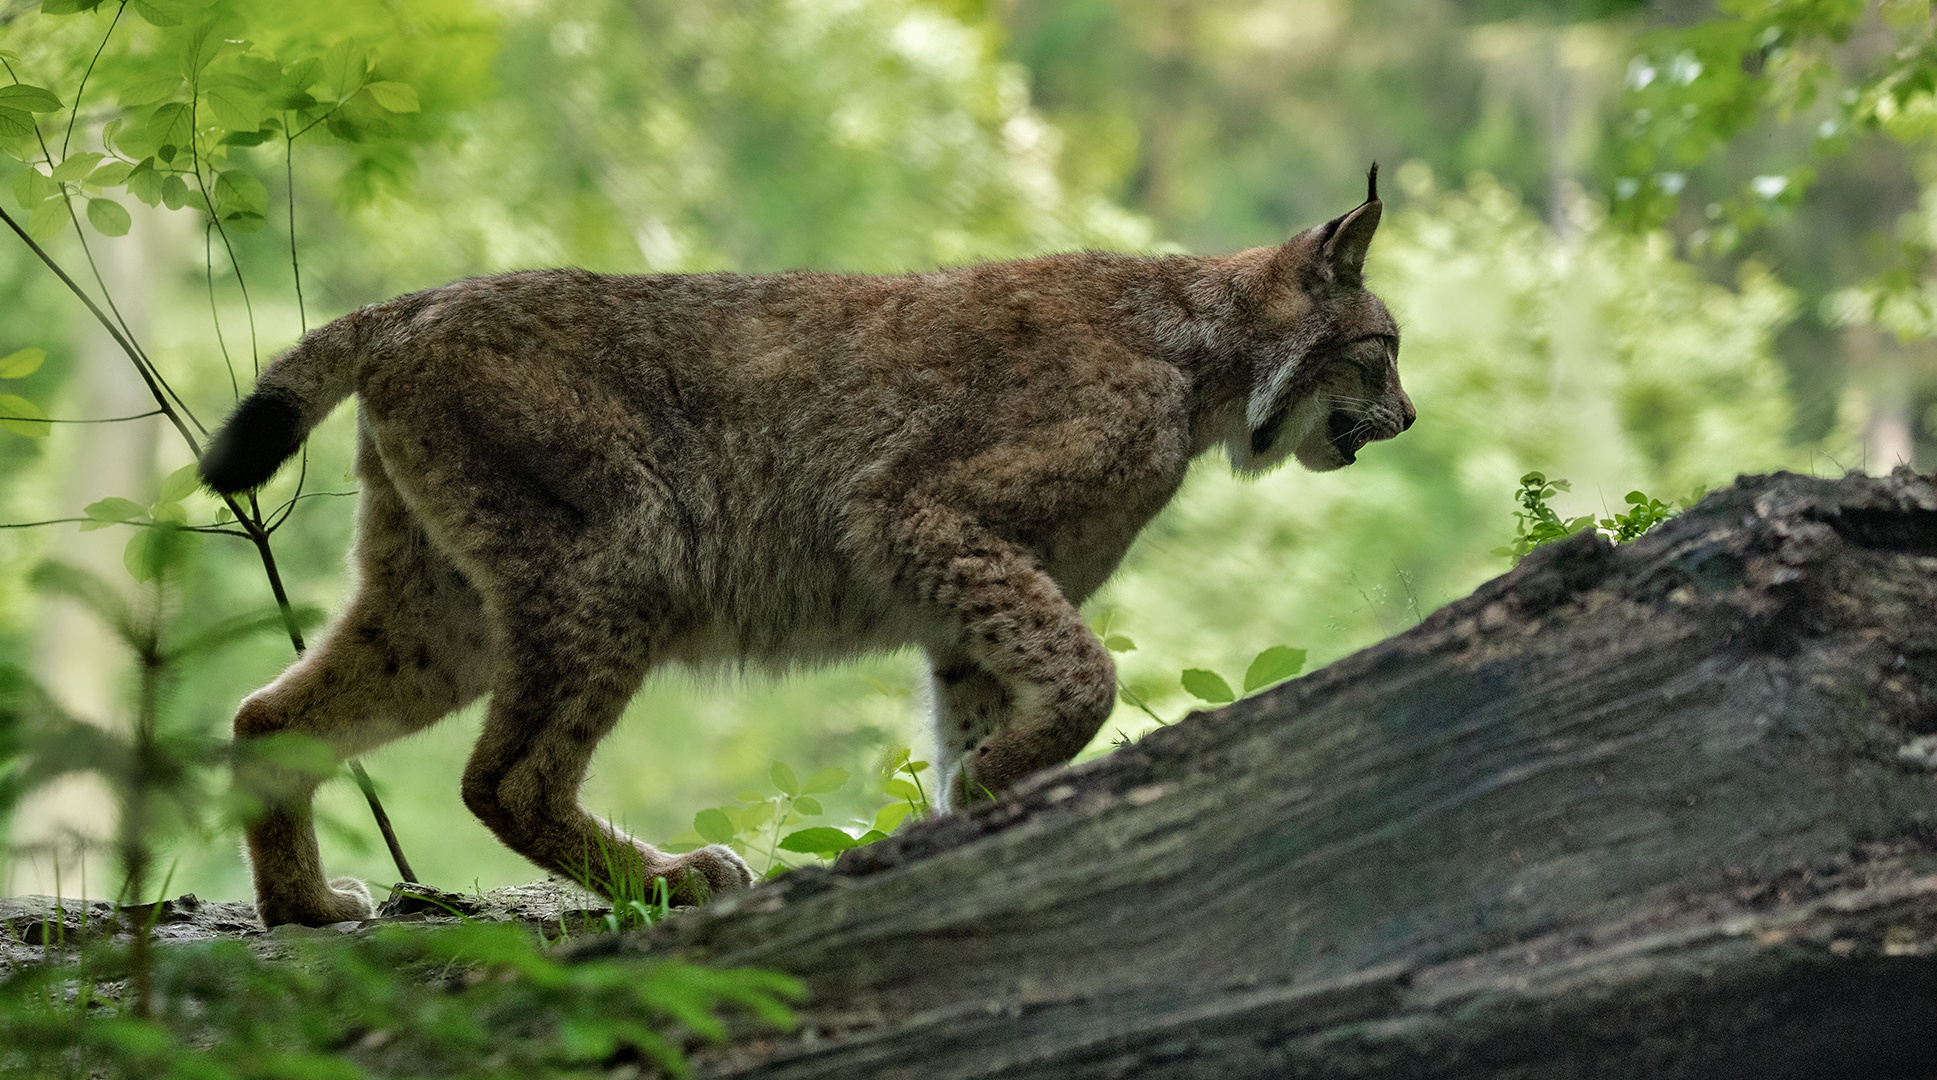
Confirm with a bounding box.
[202,168,1412,927]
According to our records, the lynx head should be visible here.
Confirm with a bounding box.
[1225,165,1414,476]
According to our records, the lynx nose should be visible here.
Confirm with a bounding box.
[1399,390,1416,431]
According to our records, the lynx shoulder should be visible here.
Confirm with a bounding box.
[204,168,1413,927]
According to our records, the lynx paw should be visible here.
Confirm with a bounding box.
[256,876,376,927]
[661,844,755,905]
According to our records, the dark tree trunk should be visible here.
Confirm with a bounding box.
[599,469,1937,1079]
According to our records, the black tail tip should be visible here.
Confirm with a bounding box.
[198,391,306,495]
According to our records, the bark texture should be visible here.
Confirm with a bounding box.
[603,469,1937,1079]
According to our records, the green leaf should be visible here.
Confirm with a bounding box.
[119,75,183,108]
[86,160,132,187]
[0,347,46,378]
[320,41,370,102]
[801,766,849,795]
[149,501,186,525]
[692,808,736,845]
[157,463,201,503]
[123,529,162,582]
[872,801,912,833]
[1241,646,1307,693]
[776,827,858,856]
[0,85,62,113]
[11,167,56,210]
[50,152,103,183]
[282,57,322,92]
[86,197,131,237]
[201,83,263,132]
[222,209,266,233]
[84,496,148,528]
[125,161,164,206]
[145,101,192,150]
[791,796,822,816]
[1104,634,1137,652]
[213,168,266,215]
[734,789,765,803]
[769,761,799,797]
[364,80,419,113]
[1180,668,1235,704]
[131,0,184,26]
[884,777,921,802]
[0,394,48,437]
[160,174,188,210]
[27,198,69,241]
[178,18,226,77]
[0,107,35,139]
[903,759,930,774]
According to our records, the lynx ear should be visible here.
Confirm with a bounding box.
[1320,164,1381,285]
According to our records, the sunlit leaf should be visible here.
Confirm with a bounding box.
[0,394,48,437]
[791,796,822,816]
[130,0,184,26]
[125,161,164,206]
[1104,633,1136,652]
[119,75,184,107]
[49,152,103,183]
[320,41,370,102]
[178,18,227,77]
[0,107,36,140]
[82,496,147,530]
[884,777,921,802]
[145,101,192,149]
[202,83,263,132]
[86,160,132,187]
[0,347,46,378]
[0,85,62,113]
[12,167,57,210]
[769,761,799,797]
[281,57,322,92]
[364,80,420,113]
[692,807,736,845]
[776,827,857,856]
[158,463,201,503]
[872,801,912,833]
[801,766,848,794]
[160,174,188,210]
[1180,668,1235,704]
[86,197,131,237]
[1241,646,1307,693]
[26,198,69,241]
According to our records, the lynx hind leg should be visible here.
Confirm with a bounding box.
[236,458,491,927]
[458,591,754,907]
[902,510,1116,810]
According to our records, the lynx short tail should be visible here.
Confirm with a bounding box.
[199,300,416,495]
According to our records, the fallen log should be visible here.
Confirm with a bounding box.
[598,468,1937,1079]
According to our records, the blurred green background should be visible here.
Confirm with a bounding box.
[0,0,1920,902]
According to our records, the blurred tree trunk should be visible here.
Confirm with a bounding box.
[12,203,168,898]
[603,469,1937,1080]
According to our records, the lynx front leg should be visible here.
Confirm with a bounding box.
[459,614,753,906]
[899,505,1116,809]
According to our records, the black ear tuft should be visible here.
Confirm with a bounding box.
[1367,162,1378,204]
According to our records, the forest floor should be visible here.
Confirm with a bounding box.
[0,879,611,979]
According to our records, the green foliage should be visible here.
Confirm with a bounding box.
[663,749,930,874]
[1494,470,1682,561]
[0,346,48,438]
[0,922,802,1079]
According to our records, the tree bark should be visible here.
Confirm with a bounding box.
[602,468,1937,1079]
